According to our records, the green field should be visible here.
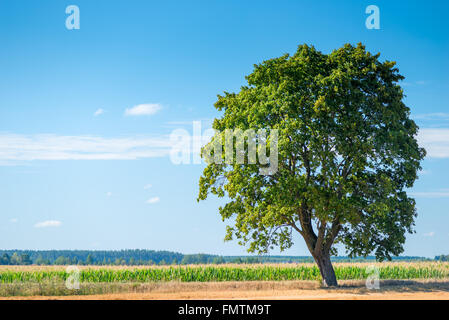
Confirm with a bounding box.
[1,262,449,284]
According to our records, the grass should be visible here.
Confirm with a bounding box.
[2,279,449,299]
[1,262,448,282]
[0,262,448,297]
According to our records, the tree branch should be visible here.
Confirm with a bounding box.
[324,218,342,252]
[314,219,326,255]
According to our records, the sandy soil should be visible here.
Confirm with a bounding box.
[2,280,449,300]
[4,290,449,300]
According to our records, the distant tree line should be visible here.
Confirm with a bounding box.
[435,255,449,261]
[0,250,184,266]
[0,252,32,265]
[0,249,434,266]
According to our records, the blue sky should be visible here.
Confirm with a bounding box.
[0,0,448,257]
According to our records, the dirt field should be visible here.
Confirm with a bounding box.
[2,279,449,300]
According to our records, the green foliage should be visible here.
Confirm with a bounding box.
[19,254,32,265]
[35,255,51,265]
[0,250,430,266]
[181,254,212,265]
[54,256,70,265]
[86,254,94,265]
[198,43,426,263]
[436,255,449,261]
[10,253,20,265]
[0,253,11,265]
[212,257,226,264]
[0,250,185,266]
[1,263,448,284]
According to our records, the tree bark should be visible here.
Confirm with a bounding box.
[313,251,338,287]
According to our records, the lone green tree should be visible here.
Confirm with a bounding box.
[198,43,425,286]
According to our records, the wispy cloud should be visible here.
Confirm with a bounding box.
[423,231,435,237]
[409,189,449,198]
[144,184,152,190]
[125,103,162,116]
[94,108,105,116]
[9,218,18,223]
[3,126,445,166]
[164,119,214,127]
[417,128,449,158]
[401,80,427,87]
[34,220,62,228]
[0,133,173,165]
[146,197,160,204]
[413,113,449,121]
[106,192,112,197]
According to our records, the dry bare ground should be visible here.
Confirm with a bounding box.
[2,279,449,300]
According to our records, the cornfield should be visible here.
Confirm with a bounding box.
[1,262,448,284]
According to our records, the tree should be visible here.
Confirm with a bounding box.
[436,255,449,262]
[35,255,50,265]
[54,256,68,265]
[86,254,94,265]
[20,253,32,265]
[198,43,425,286]
[212,256,226,264]
[0,253,10,265]
[10,252,21,265]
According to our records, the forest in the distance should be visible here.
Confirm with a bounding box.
[0,249,443,266]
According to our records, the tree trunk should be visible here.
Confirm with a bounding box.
[313,252,338,287]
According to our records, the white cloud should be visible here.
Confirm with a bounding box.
[401,81,427,87]
[164,119,214,127]
[94,108,105,116]
[9,218,18,223]
[144,184,152,190]
[125,103,162,116]
[423,231,435,237]
[146,197,160,204]
[409,190,449,198]
[0,133,174,164]
[417,128,449,158]
[106,192,112,197]
[34,220,62,228]
[413,113,449,121]
[0,126,448,166]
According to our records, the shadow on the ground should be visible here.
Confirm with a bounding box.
[330,279,449,295]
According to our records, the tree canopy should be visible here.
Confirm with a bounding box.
[198,43,426,286]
